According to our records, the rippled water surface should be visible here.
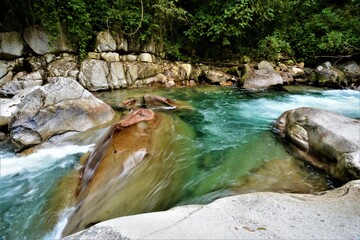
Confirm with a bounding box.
[1,86,359,239]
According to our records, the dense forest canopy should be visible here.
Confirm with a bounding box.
[1,0,359,63]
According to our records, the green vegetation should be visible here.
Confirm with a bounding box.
[1,0,359,63]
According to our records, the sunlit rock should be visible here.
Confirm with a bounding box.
[243,61,283,89]
[78,59,109,91]
[274,107,360,181]
[9,77,115,152]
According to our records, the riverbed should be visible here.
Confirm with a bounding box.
[0,86,359,239]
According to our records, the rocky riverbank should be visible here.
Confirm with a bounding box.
[1,28,360,151]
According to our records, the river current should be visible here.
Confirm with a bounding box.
[0,86,359,239]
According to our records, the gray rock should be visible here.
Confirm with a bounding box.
[258,60,274,71]
[0,71,44,97]
[0,32,24,59]
[125,54,138,62]
[47,55,79,77]
[204,70,235,84]
[64,180,360,240]
[137,53,154,63]
[94,31,117,52]
[310,62,348,87]
[0,87,40,127]
[23,25,76,55]
[101,52,120,62]
[79,59,109,91]
[9,77,115,152]
[339,61,360,80]
[243,69,283,89]
[108,62,127,88]
[275,107,360,181]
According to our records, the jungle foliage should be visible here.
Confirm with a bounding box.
[1,0,359,63]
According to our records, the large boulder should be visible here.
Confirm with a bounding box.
[9,77,115,152]
[61,110,198,236]
[308,61,348,87]
[78,59,109,91]
[64,180,360,239]
[274,107,360,181]
[204,70,236,85]
[243,61,283,89]
[94,31,117,52]
[0,32,24,59]
[23,25,76,55]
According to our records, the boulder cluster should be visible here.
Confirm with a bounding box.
[0,27,359,151]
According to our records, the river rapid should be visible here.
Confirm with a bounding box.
[0,86,359,239]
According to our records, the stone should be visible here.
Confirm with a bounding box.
[0,32,24,59]
[0,87,40,127]
[124,64,138,84]
[23,25,76,55]
[204,70,236,84]
[126,54,138,62]
[137,53,154,63]
[243,69,283,89]
[115,109,155,128]
[62,111,197,236]
[112,30,129,52]
[94,31,116,52]
[0,71,13,88]
[310,62,348,87]
[339,61,360,80]
[101,52,120,62]
[274,107,360,181]
[44,53,56,64]
[258,60,274,71]
[0,70,44,97]
[64,180,360,240]
[47,55,79,77]
[289,67,305,77]
[137,63,162,79]
[9,77,115,152]
[165,80,176,88]
[180,63,192,80]
[27,56,46,71]
[87,52,101,60]
[108,62,127,89]
[78,59,109,91]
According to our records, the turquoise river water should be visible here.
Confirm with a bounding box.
[0,86,359,239]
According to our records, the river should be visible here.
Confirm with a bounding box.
[0,86,359,239]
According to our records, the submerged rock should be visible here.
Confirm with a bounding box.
[274,107,360,181]
[64,180,360,239]
[9,77,115,152]
[62,110,197,236]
